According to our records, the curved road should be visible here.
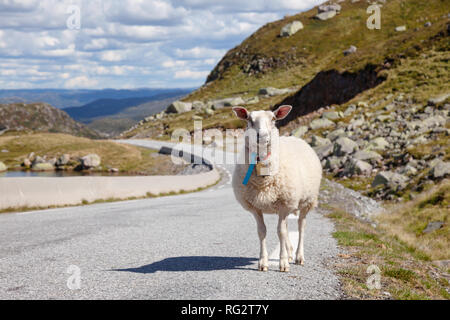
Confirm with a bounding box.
[0,139,342,299]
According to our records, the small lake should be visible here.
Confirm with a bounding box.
[0,171,131,178]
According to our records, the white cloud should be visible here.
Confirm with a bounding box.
[175,46,226,59]
[0,0,326,89]
[100,50,125,62]
[174,69,208,79]
[103,0,189,26]
[64,75,98,88]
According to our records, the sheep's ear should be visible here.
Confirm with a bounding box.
[232,107,249,120]
[273,105,292,120]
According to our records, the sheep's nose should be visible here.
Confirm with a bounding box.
[257,132,269,144]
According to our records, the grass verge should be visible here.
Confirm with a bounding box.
[327,207,449,299]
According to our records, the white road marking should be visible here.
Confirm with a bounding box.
[268,231,299,266]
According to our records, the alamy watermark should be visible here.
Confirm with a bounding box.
[66,265,81,290]
[366,264,381,290]
[367,4,381,30]
[170,120,278,167]
[66,5,81,30]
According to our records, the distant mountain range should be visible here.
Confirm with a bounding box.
[86,95,185,137]
[0,88,192,137]
[64,91,189,123]
[0,88,193,109]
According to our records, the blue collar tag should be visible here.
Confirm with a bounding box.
[242,152,257,185]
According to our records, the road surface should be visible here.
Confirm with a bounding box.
[0,139,342,299]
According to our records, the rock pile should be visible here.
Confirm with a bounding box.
[295,93,449,200]
[21,153,102,171]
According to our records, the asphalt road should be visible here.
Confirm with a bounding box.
[0,140,342,299]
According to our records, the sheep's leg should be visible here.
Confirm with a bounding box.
[284,219,294,263]
[251,211,268,271]
[295,212,307,265]
[277,214,290,272]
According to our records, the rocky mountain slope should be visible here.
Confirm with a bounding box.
[120,1,449,248]
[0,102,101,138]
[124,0,449,137]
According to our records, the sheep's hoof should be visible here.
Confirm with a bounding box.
[288,256,294,263]
[258,266,268,272]
[258,259,268,271]
[279,259,290,272]
[295,257,305,265]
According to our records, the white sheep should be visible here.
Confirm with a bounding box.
[231,105,322,272]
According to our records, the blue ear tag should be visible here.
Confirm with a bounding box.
[242,152,257,185]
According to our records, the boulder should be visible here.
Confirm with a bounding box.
[48,158,57,166]
[310,118,335,130]
[327,128,346,141]
[322,111,342,120]
[280,21,304,37]
[224,97,245,106]
[422,115,446,129]
[428,93,449,106]
[315,10,337,21]
[22,158,32,168]
[334,137,358,156]
[344,104,356,116]
[291,126,308,138]
[399,164,418,176]
[56,154,70,166]
[166,100,192,114]
[245,96,259,104]
[343,159,372,176]
[353,150,382,162]
[430,160,450,179]
[209,97,244,110]
[258,87,292,96]
[423,221,444,234]
[366,137,389,151]
[372,171,408,189]
[0,161,6,172]
[32,162,54,171]
[318,4,341,13]
[325,156,345,171]
[375,114,393,122]
[343,45,357,56]
[313,144,334,160]
[80,154,101,169]
[357,101,368,108]
[204,108,214,116]
[311,135,331,147]
[192,101,205,110]
[412,135,428,145]
[348,117,364,130]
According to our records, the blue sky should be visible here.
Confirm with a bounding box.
[0,0,325,89]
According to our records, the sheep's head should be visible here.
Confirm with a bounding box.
[232,105,292,163]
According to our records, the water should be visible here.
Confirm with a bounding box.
[0,170,131,178]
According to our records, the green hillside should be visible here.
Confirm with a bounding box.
[124,0,449,139]
[0,102,101,139]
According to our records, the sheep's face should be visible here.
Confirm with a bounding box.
[232,105,292,161]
